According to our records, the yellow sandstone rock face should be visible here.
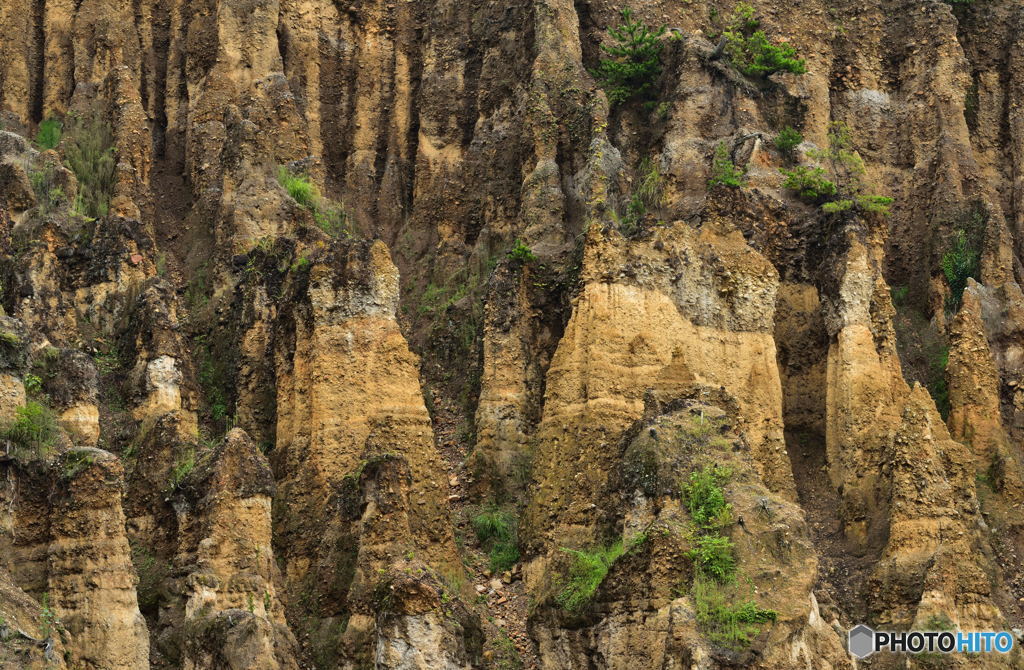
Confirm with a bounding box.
[3,0,1024,667]
[270,240,473,667]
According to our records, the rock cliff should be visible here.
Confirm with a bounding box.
[2,0,1024,668]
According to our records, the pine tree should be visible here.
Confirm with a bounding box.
[591,8,667,106]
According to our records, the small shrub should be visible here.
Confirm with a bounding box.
[681,465,733,529]
[507,239,537,264]
[62,450,96,479]
[797,121,892,216]
[29,164,67,215]
[591,8,667,106]
[613,157,665,236]
[23,373,43,397]
[278,167,317,208]
[774,126,803,157]
[277,167,350,238]
[780,166,836,204]
[556,541,625,613]
[941,229,981,311]
[708,143,746,189]
[168,449,196,491]
[2,402,58,459]
[721,4,806,79]
[472,506,520,573]
[693,577,777,650]
[688,535,737,582]
[35,119,63,151]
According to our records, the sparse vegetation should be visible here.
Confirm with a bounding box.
[774,126,803,158]
[277,167,350,237]
[62,450,96,479]
[720,3,806,79]
[64,113,116,219]
[184,263,210,311]
[782,121,893,216]
[1,402,58,460]
[681,465,733,529]
[688,534,737,582]
[471,506,520,573]
[708,142,746,189]
[555,533,647,613]
[168,448,197,491]
[780,166,836,204]
[590,8,667,106]
[506,239,537,264]
[197,336,229,424]
[29,163,68,215]
[693,577,777,649]
[131,543,169,615]
[941,229,981,311]
[39,592,59,639]
[613,157,666,236]
[892,288,952,420]
[556,540,626,613]
[35,118,63,151]
[679,463,775,648]
[486,629,523,670]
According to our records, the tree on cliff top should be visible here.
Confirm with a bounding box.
[591,8,667,107]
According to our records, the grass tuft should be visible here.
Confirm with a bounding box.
[471,506,520,573]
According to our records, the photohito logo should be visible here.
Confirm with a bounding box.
[848,624,1015,659]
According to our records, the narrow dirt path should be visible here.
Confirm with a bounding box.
[430,394,540,669]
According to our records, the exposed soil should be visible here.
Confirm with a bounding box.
[785,429,873,628]
[430,393,540,670]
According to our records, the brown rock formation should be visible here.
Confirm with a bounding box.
[2,0,1024,667]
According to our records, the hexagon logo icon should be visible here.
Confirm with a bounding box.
[848,624,875,659]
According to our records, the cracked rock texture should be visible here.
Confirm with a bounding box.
[1,0,1024,668]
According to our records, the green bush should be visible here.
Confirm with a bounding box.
[23,373,43,397]
[721,4,806,79]
[708,143,746,189]
[507,239,537,264]
[780,166,836,203]
[29,164,67,215]
[64,114,116,219]
[786,121,892,216]
[35,119,63,151]
[941,229,980,311]
[556,541,625,613]
[591,8,666,106]
[774,126,803,157]
[688,535,737,582]
[681,465,733,528]
[278,167,317,207]
[471,506,520,573]
[614,157,665,236]
[693,577,777,650]
[2,402,58,459]
[168,449,196,491]
[277,167,350,238]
